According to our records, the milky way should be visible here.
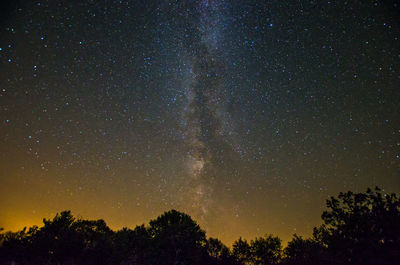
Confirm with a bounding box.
[180,0,231,217]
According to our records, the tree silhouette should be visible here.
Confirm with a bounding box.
[0,211,116,265]
[33,211,84,264]
[250,235,282,265]
[0,187,398,265]
[112,225,151,265]
[0,227,35,264]
[206,237,238,265]
[73,218,114,264]
[148,209,207,265]
[232,235,282,265]
[283,234,327,265]
[316,187,400,265]
[232,237,252,264]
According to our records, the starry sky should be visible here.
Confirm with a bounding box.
[0,0,399,245]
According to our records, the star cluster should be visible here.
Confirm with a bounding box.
[0,0,399,244]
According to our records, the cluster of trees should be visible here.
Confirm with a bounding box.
[0,187,399,265]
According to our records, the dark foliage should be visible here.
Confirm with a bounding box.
[232,237,252,264]
[0,187,399,265]
[147,209,207,264]
[232,235,282,265]
[206,237,237,264]
[315,187,400,265]
[283,234,328,265]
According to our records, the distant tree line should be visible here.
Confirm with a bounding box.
[0,187,399,265]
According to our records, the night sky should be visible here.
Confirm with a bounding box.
[0,0,399,244]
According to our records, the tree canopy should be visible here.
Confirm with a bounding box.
[0,187,399,265]
[315,187,400,265]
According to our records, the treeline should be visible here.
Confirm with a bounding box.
[0,187,399,265]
